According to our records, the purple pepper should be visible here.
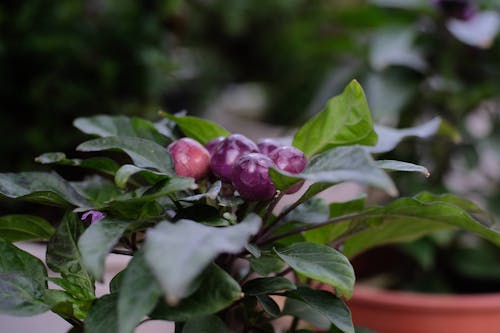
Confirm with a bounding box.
[210,134,259,181]
[232,153,276,201]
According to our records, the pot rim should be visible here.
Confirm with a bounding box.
[350,285,500,312]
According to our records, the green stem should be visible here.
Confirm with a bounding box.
[257,212,366,245]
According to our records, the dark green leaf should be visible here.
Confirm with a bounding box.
[71,176,122,205]
[283,297,330,330]
[375,160,430,177]
[286,287,354,333]
[271,146,397,197]
[35,153,120,176]
[161,113,230,144]
[293,80,378,157]
[84,294,118,333]
[275,242,355,299]
[0,215,55,242]
[342,193,500,258]
[256,295,281,317]
[152,264,242,322]
[0,272,52,316]
[117,250,162,333]
[180,181,222,202]
[285,198,329,224]
[114,165,170,188]
[0,240,51,316]
[74,115,168,145]
[78,218,129,281]
[46,212,95,297]
[245,243,261,258]
[144,214,261,304]
[368,117,441,154]
[0,172,90,207]
[182,315,230,333]
[77,136,174,173]
[304,197,365,245]
[243,277,296,296]
[248,254,285,275]
[109,270,125,294]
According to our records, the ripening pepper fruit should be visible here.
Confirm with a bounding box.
[210,134,259,181]
[167,137,211,179]
[232,153,276,201]
[269,145,308,194]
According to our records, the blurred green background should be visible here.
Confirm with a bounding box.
[1,0,500,291]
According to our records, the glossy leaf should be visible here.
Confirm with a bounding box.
[78,218,129,281]
[293,80,377,157]
[152,264,242,322]
[84,294,118,333]
[114,164,169,188]
[46,212,95,297]
[343,193,500,258]
[368,117,441,154]
[161,112,230,144]
[117,250,162,333]
[0,239,51,316]
[74,114,168,145]
[375,160,430,177]
[275,242,354,298]
[35,153,120,176]
[0,272,52,316]
[304,196,365,245]
[182,315,230,333]
[144,214,261,304]
[0,215,55,242]
[243,277,296,296]
[77,136,174,173]
[286,287,354,333]
[71,176,122,205]
[256,295,281,317]
[0,172,90,207]
[248,254,285,275]
[270,146,397,196]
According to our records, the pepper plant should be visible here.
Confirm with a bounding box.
[1,80,499,333]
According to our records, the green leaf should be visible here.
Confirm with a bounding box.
[161,113,230,144]
[152,264,242,322]
[114,164,170,188]
[0,172,90,207]
[71,176,122,206]
[0,239,51,316]
[74,115,169,145]
[77,136,174,173]
[375,160,430,177]
[275,242,355,299]
[342,193,500,258]
[84,294,118,333]
[0,215,55,242]
[117,250,162,333]
[283,297,330,330]
[293,80,378,157]
[248,254,285,275]
[46,212,95,297]
[0,272,52,316]
[285,198,329,224]
[256,295,281,317]
[304,197,365,245]
[286,287,354,333]
[243,277,296,296]
[78,218,129,281]
[182,315,230,333]
[35,153,120,176]
[368,117,441,154]
[144,214,261,304]
[270,146,397,196]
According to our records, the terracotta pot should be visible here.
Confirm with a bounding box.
[348,285,500,333]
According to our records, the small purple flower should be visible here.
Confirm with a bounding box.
[81,210,105,223]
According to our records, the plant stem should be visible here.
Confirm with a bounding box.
[257,212,365,245]
[253,195,302,242]
[289,316,300,332]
